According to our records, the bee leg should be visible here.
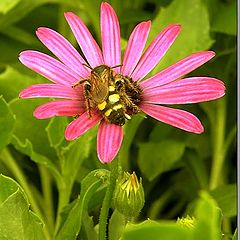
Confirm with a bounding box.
[72,79,88,88]
[83,81,93,117]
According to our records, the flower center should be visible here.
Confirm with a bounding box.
[82,64,142,126]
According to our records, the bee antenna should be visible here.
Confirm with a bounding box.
[112,64,123,69]
[82,63,93,70]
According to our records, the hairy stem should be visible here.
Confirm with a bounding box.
[99,159,119,240]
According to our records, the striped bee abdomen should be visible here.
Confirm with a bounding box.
[97,85,126,126]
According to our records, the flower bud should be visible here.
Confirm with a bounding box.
[113,172,144,218]
[177,215,196,229]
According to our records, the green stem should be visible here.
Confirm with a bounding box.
[99,159,119,240]
[209,99,226,190]
[39,165,55,234]
[0,148,51,240]
[54,183,72,235]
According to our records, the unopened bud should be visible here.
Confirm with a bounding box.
[177,215,196,229]
[113,172,144,218]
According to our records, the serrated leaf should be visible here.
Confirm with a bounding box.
[210,184,236,217]
[0,97,15,151]
[56,169,110,240]
[0,175,45,240]
[46,117,68,149]
[147,0,213,75]
[123,220,192,240]
[138,140,185,181]
[61,126,97,189]
[9,98,61,183]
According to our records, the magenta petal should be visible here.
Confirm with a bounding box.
[140,51,215,89]
[19,84,83,100]
[36,27,90,78]
[64,12,104,68]
[97,121,123,164]
[34,100,85,119]
[142,77,225,104]
[65,111,102,140]
[131,24,181,81]
[19,51,80,86]
[121,21,151,76]
[140,103,204,134]
[101,2,121,72]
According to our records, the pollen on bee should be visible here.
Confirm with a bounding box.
[124,113,131,120]
[113,104,123,111]
[109,85,115,91]
[109,94,120,103]
[98,101,107,110]
[105,109,112,117]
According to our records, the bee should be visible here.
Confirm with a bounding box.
[73,64,131,126]
[73,65,111,115]
[114,74,142,115]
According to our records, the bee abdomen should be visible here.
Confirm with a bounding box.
[97,92,126,126]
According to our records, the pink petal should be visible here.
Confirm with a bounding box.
[36,27,90,78]
[19,51,80,86]
[64,12,104,68]
[101,2,121,72]
[121,21,151,76]
[97,120,123,163]
[140,103,204,134]
[65,111,102,140]
[140,51,215,89]
[34,100,85,119]
[142,77,225,104]
[19,84,83,100]
[131,24,181,81]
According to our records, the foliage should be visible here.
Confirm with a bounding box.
[0,0,236,239]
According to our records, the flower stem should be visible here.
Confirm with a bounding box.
[209,99,226,190]
[39,165,55,234]
[0,147,51,240]
[99,159,119,240]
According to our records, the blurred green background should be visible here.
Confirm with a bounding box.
[0,0,236,239]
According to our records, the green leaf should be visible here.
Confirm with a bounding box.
[210,184,236,217]
[81,212,98,240]
[119,114,145,170]
[0,0,20,14]
[0,175,45,240]
[193,191,222,240]
[46,117,68,149]
[0,97,15,151]
[232,229,237,240]
[123,220,192,240]
[148,0,213,75]
[212,1,236,36]
[61,126,97,188]
[138,140,185,181]
[9,98,61,183]
[0,0,79,29]
[0,66,42,102]
[56,169,110,240]
[109,210,126,240]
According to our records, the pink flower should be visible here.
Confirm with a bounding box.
[19,2,225,163]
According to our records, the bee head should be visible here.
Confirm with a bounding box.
[93,65,111,77]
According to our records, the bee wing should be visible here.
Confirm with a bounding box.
[92,83,109,103]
